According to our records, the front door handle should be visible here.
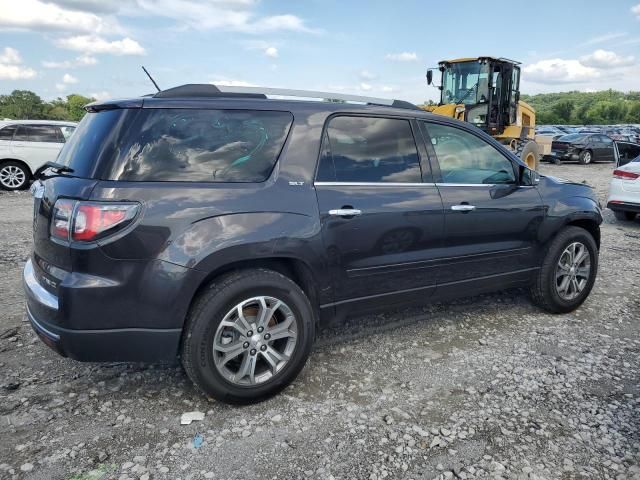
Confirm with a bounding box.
[451,204,476,212]
[329,208,362,217]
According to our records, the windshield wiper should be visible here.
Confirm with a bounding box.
[456,81,479,104]
[34,162,75,180]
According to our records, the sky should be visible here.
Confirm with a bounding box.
[0,0,639,104]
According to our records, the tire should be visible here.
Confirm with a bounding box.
[181,268,315,404]
[613,210,637,221]
[0,160,30,191]
[530,226,598,314]
[515,141,540,170]
[578,150,593,165]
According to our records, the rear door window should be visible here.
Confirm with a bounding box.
[0,125,16,141]
[105,109,293,182]
[13,125,63,143]
[317,116,421,183]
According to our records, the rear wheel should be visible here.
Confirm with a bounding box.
[0,161,30,191]
[181,269,315,404]
[578,150,593,165]
[613,210,637,221]
[530,226,598,313]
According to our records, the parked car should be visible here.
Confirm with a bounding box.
[607,150,640,222]
[0,120,77,190]
[547,133,616,165]
[24,85,602,404]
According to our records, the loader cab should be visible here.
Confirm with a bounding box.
[429,57,521,136]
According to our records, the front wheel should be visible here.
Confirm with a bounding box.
[530,226,598,313]
[181,269,315,404]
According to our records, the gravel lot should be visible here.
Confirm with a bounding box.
[1,162,639,480]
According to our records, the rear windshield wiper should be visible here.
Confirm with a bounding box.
[34,162,75,180]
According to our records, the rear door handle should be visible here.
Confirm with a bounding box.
[329,208,362,217]
[451,205,476,212]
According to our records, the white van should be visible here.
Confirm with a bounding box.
[0,120,77,190]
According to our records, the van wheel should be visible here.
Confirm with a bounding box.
[578,150,593,165]
[0,161,30,191]
[530,226,598,313]
[181,269,315,404]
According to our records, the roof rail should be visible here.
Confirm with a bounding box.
[153,83,420,110]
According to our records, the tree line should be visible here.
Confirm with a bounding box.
[521,90,640,125]
[0,90,94,122]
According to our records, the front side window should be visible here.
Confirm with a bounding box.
[317,116,421,183]
[14,125,63,143]
[440,61,490,105]
[422,122,516,185]
[104,109,293,182]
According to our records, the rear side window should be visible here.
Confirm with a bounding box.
[0,125,16,141]
[317,116,421,183]
[105,109,293,182]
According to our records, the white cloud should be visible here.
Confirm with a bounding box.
[385,52,418,62]
[0,64,37,80]
[632,4,640,18]
[56,35,146,55]
[0,0,120,34]
[89,91,111,101]
[580,49,635,68]
[359,70,377,80]
[0,47,36,79]
[43,54,97,68]
[523,58,599,84]
[582,32,627,46]
[359,82,372,91]
[128,0,317,33]
[63,73,78,84]
[55,83,66,92]
[0,47,21,64]
[264,46,278,58]
[380,85,394,93]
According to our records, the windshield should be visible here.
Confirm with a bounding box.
[558,134,588,142]
[441,61,490,105]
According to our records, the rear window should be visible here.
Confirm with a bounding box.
[58,109,293,182]
[108,109,292,182]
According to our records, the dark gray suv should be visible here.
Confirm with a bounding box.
[24,85,602,404]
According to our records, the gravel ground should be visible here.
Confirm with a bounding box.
[0,162,638,480]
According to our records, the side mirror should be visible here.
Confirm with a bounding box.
[426,70,433,85]
[519,166,540,186]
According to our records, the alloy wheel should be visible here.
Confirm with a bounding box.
[0,165,26,189]
[583,152,592,164]
[212,296,298,386]
[555,242,591,301]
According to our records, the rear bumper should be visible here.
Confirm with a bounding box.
[23,258,182,362]
[607,201,640,213]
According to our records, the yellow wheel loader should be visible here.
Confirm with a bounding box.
[424,57,550,169]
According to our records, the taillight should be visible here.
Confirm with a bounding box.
[613,169,640,180]
[50,200,139,242]
[51,199,74,240]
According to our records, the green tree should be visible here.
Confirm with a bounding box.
[65,94,94,121]
[0,90,45,119]
[552,100,573,123]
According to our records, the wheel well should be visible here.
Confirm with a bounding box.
[567,219,600,249]
[190,257,320,318]
[0,158,32,176]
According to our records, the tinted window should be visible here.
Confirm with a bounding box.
[600,135,613,144]
[106,109,293,182]
[423,122,516,184]
[13,125,63,143]
[57,109,128,178]
[0,125,16,141]
[317,116,421,183]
